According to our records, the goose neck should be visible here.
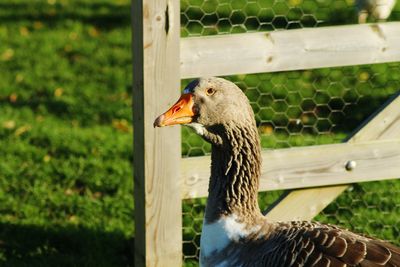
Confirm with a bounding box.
[205,122,262,222]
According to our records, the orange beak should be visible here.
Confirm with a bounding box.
[153,93,195,127]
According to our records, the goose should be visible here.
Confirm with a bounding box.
[356,0,396,23]
[154,77,400,266]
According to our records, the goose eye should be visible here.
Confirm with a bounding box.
[206,88,215,96]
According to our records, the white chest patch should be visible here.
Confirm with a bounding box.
[200,214,259,263]
[188,123,206,136]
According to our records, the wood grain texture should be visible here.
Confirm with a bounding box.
[265,93,400,222]
[180,22,400,78]
[350,94,400,142]
[264,186,349,221]
[132,0,182,266]
[181,139,400,199]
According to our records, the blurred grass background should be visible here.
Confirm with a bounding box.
[0,0,134,266]
[0,0,398,266]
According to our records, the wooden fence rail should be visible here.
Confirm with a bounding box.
[182,138,400,199]
[181,22,400,78]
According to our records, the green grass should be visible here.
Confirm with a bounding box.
[0,0,134,265]
[0,0,399,266]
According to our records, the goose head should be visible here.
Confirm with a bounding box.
[154,77,256,145]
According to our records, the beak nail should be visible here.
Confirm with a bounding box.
[153,114,164,128]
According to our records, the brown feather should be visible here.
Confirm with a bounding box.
[306,250,323,266]
[324,230,340,247]
[364,241,391,265]
[325,255,347,267]
[340,240,366,265]
[387,247,400,266]
[359,260,384,267]
[316,232,329,245]
[320,236,348,257]
[313,257,330,267]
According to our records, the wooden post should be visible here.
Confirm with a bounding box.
[132,0,182,266]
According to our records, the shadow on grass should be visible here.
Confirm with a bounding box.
[0,222,134,267]
[0,2,131,30]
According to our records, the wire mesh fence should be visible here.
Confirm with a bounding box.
[181,0,400,37]
[180,0,400,265]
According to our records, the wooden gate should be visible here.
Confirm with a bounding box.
[132,0,400,265]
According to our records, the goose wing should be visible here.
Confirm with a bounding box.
[256,221,400,267]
